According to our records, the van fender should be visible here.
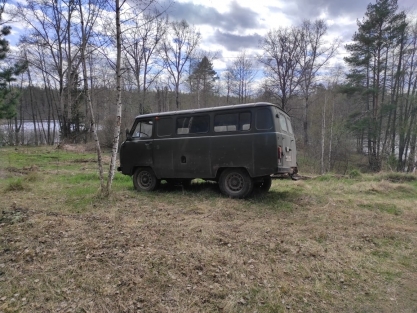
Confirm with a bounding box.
[132,165,160,178]
[215,166,253,180]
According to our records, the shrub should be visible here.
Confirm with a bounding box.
[348,169,362,179]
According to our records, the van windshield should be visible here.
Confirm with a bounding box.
[132,120,153,138]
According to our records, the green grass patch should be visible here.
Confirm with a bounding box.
[371,249,391,259]
[378,270,402,283]
[358,202,401,215]
[0,147,97,172]
[63,184,100,212]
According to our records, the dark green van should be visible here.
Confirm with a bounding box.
[118,102,298,198]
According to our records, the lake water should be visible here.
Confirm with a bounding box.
[0,120,60,145]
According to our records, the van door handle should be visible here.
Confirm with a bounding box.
[145,142,152,150]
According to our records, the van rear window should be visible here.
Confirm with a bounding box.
[278,114,288,132]
[286,117,293,134]
[256,108,273,130]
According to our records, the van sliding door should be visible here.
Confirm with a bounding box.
[173,115,212,178]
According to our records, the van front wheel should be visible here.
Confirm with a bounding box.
[133,168,159,191]
[219,168,253,199]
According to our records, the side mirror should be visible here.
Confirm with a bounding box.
[125,128,132,140]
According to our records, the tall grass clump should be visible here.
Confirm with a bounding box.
[4,179,26,192]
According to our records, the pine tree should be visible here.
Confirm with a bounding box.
[0,0,27,119]
[189,56,218,108]
[344,0,406,171]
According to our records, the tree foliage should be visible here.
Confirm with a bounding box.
[189,56,218,108]
[0,0,27,119]
[344,0,411,171]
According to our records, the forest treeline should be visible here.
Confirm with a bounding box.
[0,0,417,174]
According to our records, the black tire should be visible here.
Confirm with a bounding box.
[219,168,254,199]
[256,176,272,192]
[133,168,159,191]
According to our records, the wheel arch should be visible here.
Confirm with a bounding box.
[215,166,251,181]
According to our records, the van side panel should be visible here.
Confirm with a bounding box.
[173,136,212,178]
[253,132,278,177]
[211,133,254,177]
[153,138,175,178]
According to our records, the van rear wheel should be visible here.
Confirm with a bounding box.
[219,168,253,199]
[133,168,159,191]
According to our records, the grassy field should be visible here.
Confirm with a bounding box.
[1,145,417,313]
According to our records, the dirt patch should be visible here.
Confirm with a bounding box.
[5,165,39,175]
[1,194,416,313]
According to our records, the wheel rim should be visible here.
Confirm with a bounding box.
[138,171,152,188]
[226,173,244,192]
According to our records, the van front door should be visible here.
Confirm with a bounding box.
[122,119,154,173]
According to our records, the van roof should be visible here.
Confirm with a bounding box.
[135,102,289,119]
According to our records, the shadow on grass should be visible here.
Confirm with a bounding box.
[136,180,306,213]
[157,180,220,197]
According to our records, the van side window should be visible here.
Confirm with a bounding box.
[214,112,251,132]
[239,112,251,131]
[176,115,209,134]
[278,114,288,132]
[177,117,190,134]
[157,118,172,137]
[214,113,237,132]
[132,120,153,138]
[256,108,273,130]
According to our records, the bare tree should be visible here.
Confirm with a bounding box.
[14,0,75,139]
[104,0,167,195]
[299,20,339,146]
[76,0,107,190]
[259,26,303,112]
[226,51,257,103]
[222,71,233,104]
[122,12,167,114]
[161,19,201,109]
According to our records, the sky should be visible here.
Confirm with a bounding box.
[162,0,417,73]
[5,0,417,79]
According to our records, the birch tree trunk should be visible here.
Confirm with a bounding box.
[105,0,123,195]
[321,92,326,174]
[78,0,105,191]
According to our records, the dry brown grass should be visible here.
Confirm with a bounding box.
[1,147,417,313]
